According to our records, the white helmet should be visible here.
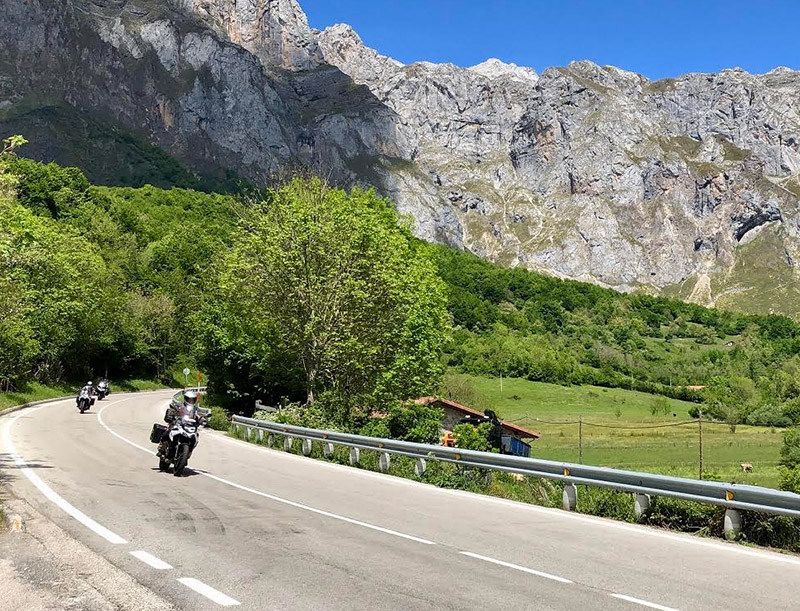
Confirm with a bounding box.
[87,381,93,386]
[184,390,198,406]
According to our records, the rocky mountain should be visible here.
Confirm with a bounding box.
[2,0,800,316]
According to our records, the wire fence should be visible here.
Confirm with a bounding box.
[504,414,783,484]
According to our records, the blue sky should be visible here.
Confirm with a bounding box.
[301,0,799,80]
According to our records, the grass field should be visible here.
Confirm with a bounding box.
[456,373,783,488]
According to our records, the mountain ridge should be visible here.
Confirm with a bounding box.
[2,0,799,316]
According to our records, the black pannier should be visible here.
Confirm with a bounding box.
[150,423,168,444]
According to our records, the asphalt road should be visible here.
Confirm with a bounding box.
[2,390,799,610]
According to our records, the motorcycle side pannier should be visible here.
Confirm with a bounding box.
[150,423,168,444]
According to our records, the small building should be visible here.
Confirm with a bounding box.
[414,397,541,457]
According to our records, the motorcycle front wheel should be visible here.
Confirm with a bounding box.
[173,444,190,477]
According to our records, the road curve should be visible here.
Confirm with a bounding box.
[2,390,799,610]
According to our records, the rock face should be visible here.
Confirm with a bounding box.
[2,0,800,315]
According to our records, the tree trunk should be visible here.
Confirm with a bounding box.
[305,357,316,404]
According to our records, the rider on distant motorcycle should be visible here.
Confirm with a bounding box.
[76,381,94,406]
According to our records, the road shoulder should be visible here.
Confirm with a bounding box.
[0,494,175,611]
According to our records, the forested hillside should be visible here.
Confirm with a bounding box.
[2,143,800,429]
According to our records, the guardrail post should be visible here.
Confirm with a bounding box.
[245,426,251,441]
[415,458,426,477]
[257,429,263,444]
[323,442,334,459]
[267,433,274,447]
[724,509,742,539]
[284,436,294,452]
[379,452,390,473]
[562,483,578,511]
[634,493,651,520]
[302,438,312,456]
[349,447,360,466]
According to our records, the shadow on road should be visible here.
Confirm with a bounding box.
[149,467,201,478]
[0,452,54,486]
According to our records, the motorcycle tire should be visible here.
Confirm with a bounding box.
[158,458,170,472]
[173,444,190,477]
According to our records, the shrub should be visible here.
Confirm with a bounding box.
[780,428,800,468]
[745,404,793,427]
[359,418,391,439]
[359,401,443,444]
[385,402,443,444]
[453,423,492,451]
[778,466,800,494]
[206,406,230,432]
[783,398,800,424]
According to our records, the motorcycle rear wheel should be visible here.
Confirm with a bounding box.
[158,457,170,472]
[173,444,190,477]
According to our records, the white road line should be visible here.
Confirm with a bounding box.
[96,402,437,546]
[130,550,173,570]
[177,578,241,606]
[459,551,573,584]
[200,470,436,545]
[2,404,128,545]
[209,432,800,568]
[610,593,679,611]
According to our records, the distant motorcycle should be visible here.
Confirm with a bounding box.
[76,388,95,413]
[96,380,110,400]
[152,404,204,476]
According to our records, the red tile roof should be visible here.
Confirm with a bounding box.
[415,397,541,439]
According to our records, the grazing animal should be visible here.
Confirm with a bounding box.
[740,463,753,473]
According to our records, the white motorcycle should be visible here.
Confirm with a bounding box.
[152,404,204,476]
[76,388,96,413]
[96,380,110,400]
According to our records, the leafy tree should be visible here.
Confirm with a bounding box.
[203,177,449,407]
[780,428,800,469]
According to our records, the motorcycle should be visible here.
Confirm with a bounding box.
[76,388,95,413]
[96,380,110,400]
[152,404,203,477]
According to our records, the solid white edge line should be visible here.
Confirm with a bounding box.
[177,578,241,606]
[130,550,173,570]
[610,593,679,611]
[459,551,573,584]
[96,400,436,546]
[2,403,128,545]
[208,431,800,568]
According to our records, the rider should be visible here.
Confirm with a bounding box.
[76,381,94,405]
[157,390,199,457]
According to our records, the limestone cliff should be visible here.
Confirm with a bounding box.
[2,0,799,315]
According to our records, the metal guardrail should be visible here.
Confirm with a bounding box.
[231,416,800,522]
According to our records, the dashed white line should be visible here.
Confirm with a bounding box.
[459,551,573,584]
[97,401,436,546]
[130,550,173,570]
[610,593,679,610]
[2,405,128,545]
[177,578,241,606]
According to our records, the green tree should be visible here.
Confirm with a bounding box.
[204,177,449,407]
[780,428,800,469]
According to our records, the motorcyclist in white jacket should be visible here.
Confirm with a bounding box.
[76,381,94,405]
